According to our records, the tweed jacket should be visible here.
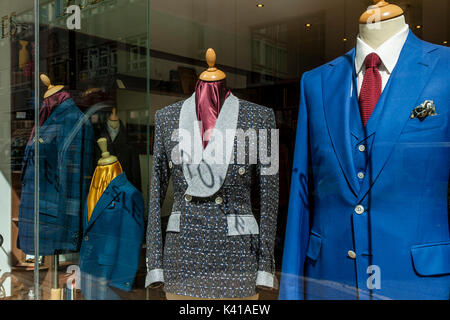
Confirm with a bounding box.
[145,93,279,298]
[18,98,94,256]
[79,172,145,300]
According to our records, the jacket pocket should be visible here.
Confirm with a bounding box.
[402,111,448,134]
[226,215,259,236]
[98,254,115,266]
[411,241,450,276]
[306,231,322,261]
[166,212,181,233]
[39,199,58,219]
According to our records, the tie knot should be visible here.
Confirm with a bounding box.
[364,53,381,69]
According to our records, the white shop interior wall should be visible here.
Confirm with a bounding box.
[0,0,35,300]
[0,28,12,300]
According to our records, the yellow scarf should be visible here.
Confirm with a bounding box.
[87,161,123,221]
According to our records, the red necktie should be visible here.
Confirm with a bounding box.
[359,53,382,126]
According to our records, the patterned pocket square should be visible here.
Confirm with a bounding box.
[411,100,437,121]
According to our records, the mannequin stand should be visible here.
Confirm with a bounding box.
[50,254,62,300]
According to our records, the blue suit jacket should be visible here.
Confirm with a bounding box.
[18,98,94,256]
[280,32,449,300]
[79,172,144,300]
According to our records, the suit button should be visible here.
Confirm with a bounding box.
[215,197,223,205]
[357,172,365,179]
[125,282,130,287]
[185,194,192,202]
[348,250,356,259]
[358,145,366,152]
[355,205,365,215]
[169,161,173,169]
[84,236,89,242]
[238,167,246,175]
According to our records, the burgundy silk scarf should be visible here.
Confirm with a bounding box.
[29,91,70,142]
[195,79,230,148]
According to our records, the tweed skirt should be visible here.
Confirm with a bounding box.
[163,201,259,298]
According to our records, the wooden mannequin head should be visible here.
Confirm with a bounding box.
[199,48,226,82]
[109,107,119,121]
[97,138,118,166]
[40,74,64,99]
[107,107,120,130]
[360,1,404,24]
[19,40,30,70]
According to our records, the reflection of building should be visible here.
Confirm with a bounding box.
[39,0,119,27]
[127,34,147,72]
[251,12,326,85]
[252,25,289,82]
[78,42,118,80]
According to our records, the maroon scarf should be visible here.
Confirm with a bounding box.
[195,79,230,148]
[29,91,70,142]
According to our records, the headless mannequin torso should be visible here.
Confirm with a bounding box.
[108,107,120,129]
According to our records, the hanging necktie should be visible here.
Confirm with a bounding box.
[359,53,382,126]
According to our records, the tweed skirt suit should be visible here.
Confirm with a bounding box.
[145,93,279,298]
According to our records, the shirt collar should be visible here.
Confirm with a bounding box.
[106,121,120,141]
[355,25,409,74]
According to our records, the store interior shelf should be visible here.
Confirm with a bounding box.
[12,263,49,272]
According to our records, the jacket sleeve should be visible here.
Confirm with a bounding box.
[145,110,171,288]
[109,190,145,291]
[279,74,312,300]
[256,108,280,290]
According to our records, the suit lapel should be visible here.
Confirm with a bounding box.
[102,120,127,146]
[322,49,360,196]
[114,121,127,145]
[179,93,239,197]
[357,31,438,202]
[84,172,126,230]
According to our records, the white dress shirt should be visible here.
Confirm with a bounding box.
[106,120,120,142]
[355,25,409,97]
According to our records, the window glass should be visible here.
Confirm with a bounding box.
[0,0,448,301]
